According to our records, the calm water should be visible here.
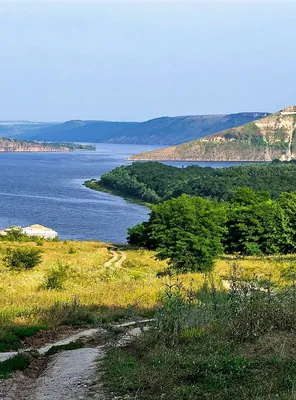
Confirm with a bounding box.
[0,144,245,243]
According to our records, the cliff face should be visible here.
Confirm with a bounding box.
[129,106,296,162]
[0,137,71,152]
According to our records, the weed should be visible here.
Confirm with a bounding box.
[45,340,84,355]
[0,325,46,351]
[68,246,76,254]
[42,261,70,290]
[103,269,296,399]
[0,354,30,379]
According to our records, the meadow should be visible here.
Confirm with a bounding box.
[0,238,295,354]
[2,239,296,397]
[103,255,296,400]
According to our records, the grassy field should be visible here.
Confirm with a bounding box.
[102,253,296,400]
[0,240,175,352]
[2,239,296,396]
[0,239,295,352]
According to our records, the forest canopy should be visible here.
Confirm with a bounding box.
[94,160,296,204]
[127,189,296,272]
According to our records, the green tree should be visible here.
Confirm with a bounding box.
[127,222,155,249]
[148,194,227,272]
[277,192,296,253]
[226,197,290,255]
[230,187,271,206]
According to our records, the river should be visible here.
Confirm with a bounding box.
[0,144,244,243]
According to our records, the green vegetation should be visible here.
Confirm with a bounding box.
[2,238,296,397]
[0,227,45,243]
[104,272,296,399]
[45,340,83,355]
[87,161,296,204]
[3,247,43,270]
[224,123,266,145]
[0,326,46,352]
[0,354,30,378]
[129,194,227,272]
[128,189,296,271]
[42,142,95,151]
[42,261,70,290]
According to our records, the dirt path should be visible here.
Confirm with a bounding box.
[0,328,101,362]
[0,320,151,400]
[114,249,126,268]
[222,279,231,290]
[104,247,126,269]
[104,248,119,267]
[26,347,104,400]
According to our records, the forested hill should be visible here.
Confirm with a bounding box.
[14,112,269,145]
[85,161,296,204]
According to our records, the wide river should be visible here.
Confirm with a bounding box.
[0,144,242,243]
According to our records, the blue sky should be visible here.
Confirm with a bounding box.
[0,1,295,121]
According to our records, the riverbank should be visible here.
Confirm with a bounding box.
[83,179,152,207]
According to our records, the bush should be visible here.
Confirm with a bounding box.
[43,261,70,290]
[3,247,43,270]
[68,246,76,254]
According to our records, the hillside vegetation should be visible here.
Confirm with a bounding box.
[129,106,296,161]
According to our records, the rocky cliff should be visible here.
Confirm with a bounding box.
[129,106,296,162]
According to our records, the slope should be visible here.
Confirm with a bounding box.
[129,106,296,161]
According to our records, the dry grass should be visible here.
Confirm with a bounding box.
[0,242,170,334]
[1,240,296,348]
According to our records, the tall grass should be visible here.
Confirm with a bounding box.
[1,238,296,356]
[104,263,296,400]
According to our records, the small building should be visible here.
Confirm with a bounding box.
[280,105,296,116]
[21,224,58,239]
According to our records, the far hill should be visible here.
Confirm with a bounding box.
[17,112,269,145]
[129,106,296,161]
[0,121,56,137]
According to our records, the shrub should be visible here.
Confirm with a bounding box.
[43,261,70,290]
[0,227,46,244]
[3,247,43,270]
[68,246,76,254]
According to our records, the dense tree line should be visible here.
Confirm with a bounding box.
[128,188,296,272]
[98,160,296,203]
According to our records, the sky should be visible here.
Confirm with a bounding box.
[0,1,295,121]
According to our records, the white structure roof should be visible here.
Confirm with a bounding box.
[22,225,58,239]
